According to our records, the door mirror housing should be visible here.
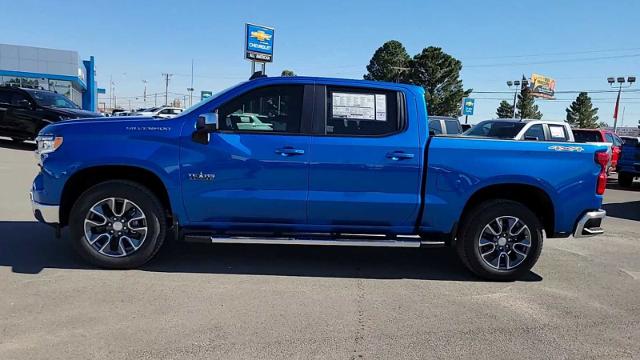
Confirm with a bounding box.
[192,112,218,145]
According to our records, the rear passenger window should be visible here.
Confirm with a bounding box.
[548,125,568,141]
[326,87,399,136]
[444,120,461,134]
[523,124,545,140]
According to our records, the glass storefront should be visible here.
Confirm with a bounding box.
[0,75,82,108]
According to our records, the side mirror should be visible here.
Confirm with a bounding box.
[17,99,33,109]
[197,112,218,131]
[428,130,436,136]
[192,112,218,145]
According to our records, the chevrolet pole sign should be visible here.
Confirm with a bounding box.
[245,23,274,63]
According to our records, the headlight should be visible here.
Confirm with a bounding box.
[35,135,64,154]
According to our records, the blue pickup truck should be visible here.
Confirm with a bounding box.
[30,76,609,280]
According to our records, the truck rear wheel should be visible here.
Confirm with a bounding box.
[69,180,167,269]
[456,200,543,281]
[618,172,634,188]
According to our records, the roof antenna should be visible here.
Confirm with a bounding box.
[249,71,267,80]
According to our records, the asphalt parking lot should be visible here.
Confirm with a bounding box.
[0,138,638,360]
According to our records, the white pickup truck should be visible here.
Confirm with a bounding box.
[464,119,575,142]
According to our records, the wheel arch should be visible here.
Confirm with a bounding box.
[59,165,173,227]
[460,183,555,237]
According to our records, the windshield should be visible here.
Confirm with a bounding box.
[29,90,79,109]
[464,120,526,139]
[179,82,248,117]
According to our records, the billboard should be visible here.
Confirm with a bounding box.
[245,23,274,63]
[530,73,556,99]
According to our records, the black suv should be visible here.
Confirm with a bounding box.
[0,86,102,142]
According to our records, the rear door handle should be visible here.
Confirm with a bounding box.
[275,147,305,156]
[386,151,415,161]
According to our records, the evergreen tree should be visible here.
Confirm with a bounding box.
[364,40,411,82]
[565,92,599,128]
[496,100,515,118]
[516,86,542,119]
[406,46,471,116]
[281,69,296,77]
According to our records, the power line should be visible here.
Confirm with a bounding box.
[461,46,640,60]
[465,53,640,68]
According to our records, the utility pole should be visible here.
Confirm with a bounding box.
[162,73,173,106]
[389,66,410,83]
[154,93,157,107]
[142,80,148,104]
[506,77,528,119]
[189,59,194,107]
[607,76,636,133]
[109,74,113,109]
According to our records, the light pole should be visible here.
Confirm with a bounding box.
[506,78,529,119]
[607,76,636,133]
[142,80,148,105]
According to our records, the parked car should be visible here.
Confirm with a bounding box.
[464,119,575,142]
[617,136,640,188]
[132,106,183,119]
[573,129,623,171]
[0,86,101,142]
[31,76,609,281]
[428,116,463,135]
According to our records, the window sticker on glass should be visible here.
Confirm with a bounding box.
[375,94,386,120]
[332,92,387,121]
[549,125,565,138]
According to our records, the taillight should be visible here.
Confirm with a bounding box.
[595,151,609,195]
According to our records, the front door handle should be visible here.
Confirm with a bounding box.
[386,151,415,161]
[275,147,305,156]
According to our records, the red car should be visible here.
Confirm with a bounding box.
[572,129,623,171]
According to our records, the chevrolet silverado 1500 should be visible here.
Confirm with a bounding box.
[30,76,609,280]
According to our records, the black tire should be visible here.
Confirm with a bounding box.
[69,180,167,269]
[456,199,543,281]
[618,172,634,188]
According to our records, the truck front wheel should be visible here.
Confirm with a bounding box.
[69,180,167,269]
[456,200,543,281]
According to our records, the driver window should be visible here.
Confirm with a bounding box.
[217,85,304,133]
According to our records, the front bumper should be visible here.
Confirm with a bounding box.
[573,209,606,238]
[30,191,59,224]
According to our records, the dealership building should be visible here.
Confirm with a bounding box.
[0,43,97,111]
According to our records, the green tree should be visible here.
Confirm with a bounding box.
[565,92,599,128]
[406,46,471,116]
[364,40,411,82]
[516,86,542,119]
[281,69,296,77]
[496,100,515,118]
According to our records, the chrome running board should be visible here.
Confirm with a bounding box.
[184,234,422,248]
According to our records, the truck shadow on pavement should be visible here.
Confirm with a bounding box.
[0,138,37,151]
[0,221,543,282]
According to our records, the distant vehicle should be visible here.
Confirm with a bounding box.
[132,106,183,119]
[464,119,575,142]
[572,129,622,171]
[617,136,640,188]
[428,116,463,135]
[0,86,102,142]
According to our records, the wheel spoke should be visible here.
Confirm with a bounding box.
[478,216,533,271]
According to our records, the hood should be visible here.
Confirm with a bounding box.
[47,107,104,119]
[39,115,159,136]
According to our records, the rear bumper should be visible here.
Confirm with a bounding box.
[574,209,606,238]
[30,191,59,224]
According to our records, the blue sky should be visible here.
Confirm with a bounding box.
[2,0,639,124]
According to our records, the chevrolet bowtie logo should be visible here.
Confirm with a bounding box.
[250,30,272,42]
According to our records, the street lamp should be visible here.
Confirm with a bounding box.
[608,76,636,132]
[506,78,528,119]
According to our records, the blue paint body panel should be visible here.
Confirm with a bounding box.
[32,76,606,238]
